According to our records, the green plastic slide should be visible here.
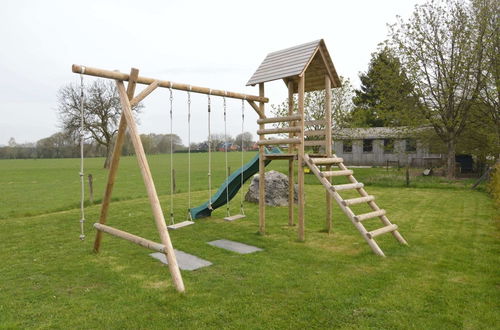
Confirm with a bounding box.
[189,147,282,219]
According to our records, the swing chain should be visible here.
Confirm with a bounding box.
[223,96,230,217]
[240,98,246,215]
[187,89,193,220]
[207,93,212,210]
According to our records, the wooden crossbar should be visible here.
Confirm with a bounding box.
[72,64,267,103]
[257,138,301,145]
[304,130,326,136]
[257,127,301,135]
[94,223,165,253]
[257,114,302,124]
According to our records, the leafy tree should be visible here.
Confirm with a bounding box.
[351,47,423,127]
[389,0,485,178]
[234,132,254,150]
[57,80,143,168]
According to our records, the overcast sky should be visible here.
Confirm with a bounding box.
[0,0,425,146]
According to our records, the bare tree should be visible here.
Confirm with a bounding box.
[57,80,142,168]
[234,132,254,150]
[389,0,486,178]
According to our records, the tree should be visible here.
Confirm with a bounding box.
[389,0,485,178]
[234,132,254,150]
[57,80,143,168]
[351,47,423,127]
[470,0,500,161]
[271,76,354,132]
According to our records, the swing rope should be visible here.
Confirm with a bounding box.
[240,98,246,215]
[186,88,193,220]
[78,72,86,240]
[169,86,174,225]
[207,92,212,210]
[223,96,230,217]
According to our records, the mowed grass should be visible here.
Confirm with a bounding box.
[0,155,498,328]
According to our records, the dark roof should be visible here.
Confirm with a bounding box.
[246,39,341,92]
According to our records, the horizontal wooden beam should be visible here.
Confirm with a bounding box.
[72,64,268,103]
[93,223,165,253]
[256,138,301,146]
[257,127,301,135]
[257,114,302,124]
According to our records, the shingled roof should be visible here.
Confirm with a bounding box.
[246,39,341,92]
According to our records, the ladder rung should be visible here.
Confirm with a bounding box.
[257,114,302,124]
[304,119,326,126]
[331,182,364,191]
[367,224,398,239]
[354,209,386,222]
[304,140,325,146]
[257,127,301,135]
[312,157,343,164]
[304,130,326,136]
[320,170,353,177]
[257,138,301,146]
[342,195,375,206]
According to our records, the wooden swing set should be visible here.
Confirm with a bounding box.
[73,39,407,293]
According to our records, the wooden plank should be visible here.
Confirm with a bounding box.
[130,80,160,107]
[354,209,386,222]
[258,83,266,235]
[264,153,296,160]
[257,114,302,124]
[342,195,375,206]
[297,75,305,241]
[257,127,301,135]
[94,223,165,253]
[224,214,246,221]
[367,224,398,239]
[116,81,185,293]
[72,64,267,103]
[256,138,301,146]
[167,220,195,230]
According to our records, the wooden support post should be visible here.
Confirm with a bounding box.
[93,69,139,253]
[297,75,305,241]
[116,80,185,293]
[325,75,332,234]
[258,83,266,235]
[287,80,295,226]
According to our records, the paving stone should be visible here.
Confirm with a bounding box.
[150,250,212,271]
[207,239,263,254]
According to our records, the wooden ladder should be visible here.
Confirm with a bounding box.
[302,154,408,256]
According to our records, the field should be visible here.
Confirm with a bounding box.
[0,153,498,329]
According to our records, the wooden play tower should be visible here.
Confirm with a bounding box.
[247,40,408,256]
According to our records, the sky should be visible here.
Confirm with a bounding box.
[0,0,425,146]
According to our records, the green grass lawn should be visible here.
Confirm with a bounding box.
[0,155,498,329]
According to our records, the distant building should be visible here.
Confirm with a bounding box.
[332,127,443,167]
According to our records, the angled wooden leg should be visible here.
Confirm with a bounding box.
[116,80,185,293]
[93,69,139,253]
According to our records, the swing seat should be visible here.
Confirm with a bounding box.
[167,220,195,230]
[224,214,246,222]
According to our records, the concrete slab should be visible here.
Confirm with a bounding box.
[207,239,263,254]
[150,250,212,271]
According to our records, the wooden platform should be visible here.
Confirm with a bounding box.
[264,153,297,160]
